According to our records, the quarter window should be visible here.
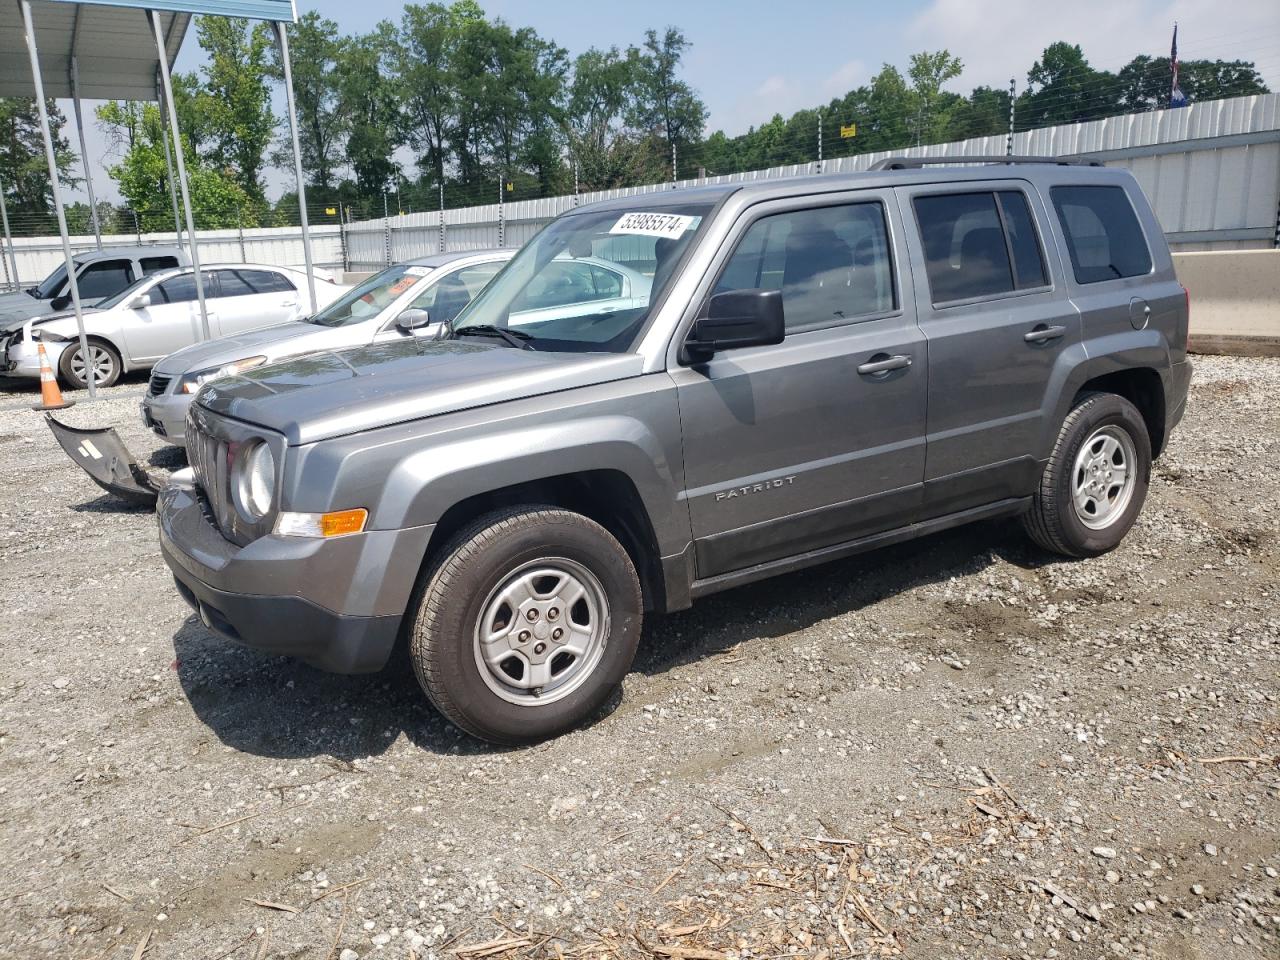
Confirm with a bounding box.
[715,202,895,332]
[1051,185,1152,284]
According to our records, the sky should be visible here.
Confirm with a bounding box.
[63,0,1280,204]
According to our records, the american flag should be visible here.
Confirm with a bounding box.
[1170,24,1189,108]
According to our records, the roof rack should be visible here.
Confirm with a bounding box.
[868,155,1102,171]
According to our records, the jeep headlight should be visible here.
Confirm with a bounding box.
[232,440,275,521]
[180,355,266,393]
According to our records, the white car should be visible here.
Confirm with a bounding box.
[141,250,514,446]
[2,263,348,389]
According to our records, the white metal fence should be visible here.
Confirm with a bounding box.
[0,223,345,292]
[342,92,1280,267]
[4,93,1277,291]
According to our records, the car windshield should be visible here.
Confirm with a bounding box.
[307,264,431,327]
[33,263,68,299]
[451,203,713,352]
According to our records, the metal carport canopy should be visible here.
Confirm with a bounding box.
[0,0,306,403]
[0,1,191,100]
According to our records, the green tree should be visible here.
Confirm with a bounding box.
[196,16,276,202]
[1021,42,1121,127]
[336,25,402,200]
[96,99,256,230]
[907,50,964,144]
[1117,55,1269,111]
[565,46,647,187]
[268,12,346,191]
[0,97,78,232]
[626,28,707,176]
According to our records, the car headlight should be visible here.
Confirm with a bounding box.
[180,355,267,393]
[232,440,275,521]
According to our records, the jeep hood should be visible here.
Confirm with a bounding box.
[196,338,645,445]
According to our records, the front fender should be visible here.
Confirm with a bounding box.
[282,377,689,557]
[1036,328,1172,461]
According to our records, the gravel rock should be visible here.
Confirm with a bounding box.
[1,357,1278,959]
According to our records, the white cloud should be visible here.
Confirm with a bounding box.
[908,0,1280,93]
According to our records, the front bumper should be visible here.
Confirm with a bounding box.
[140,388,193,446]
[158,477,433,674]
[1,337,60,378]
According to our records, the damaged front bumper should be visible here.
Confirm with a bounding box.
[44,415,161,507]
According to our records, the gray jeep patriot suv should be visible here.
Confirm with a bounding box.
[159,157,1191,744]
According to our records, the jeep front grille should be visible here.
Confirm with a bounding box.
[185,417,233,535]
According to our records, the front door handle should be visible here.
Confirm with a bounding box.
[857,354,912,376]
[1024,324,1066,343]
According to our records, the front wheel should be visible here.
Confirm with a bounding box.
[1022,391,1152,557]
[409,506,643,744]
[57,339,122,389]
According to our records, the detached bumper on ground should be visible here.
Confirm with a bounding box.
[157,478,433,674]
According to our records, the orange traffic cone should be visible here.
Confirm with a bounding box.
[32,340,74,412]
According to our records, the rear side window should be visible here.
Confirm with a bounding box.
[214,270,256,297]
[1051,185,1152,284]
[140,256,179,276]
[913,191,1048,304]
[714,201,896,332]
[75,260,134,299]
[240,269,296,293]
[154,272,216,304]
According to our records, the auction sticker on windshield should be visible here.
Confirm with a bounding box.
[609,212,695,239]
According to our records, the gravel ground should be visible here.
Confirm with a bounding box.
[0,358,1276,960]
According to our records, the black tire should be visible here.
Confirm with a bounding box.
[409,506,643,745]
[57,338,122,389]
[1022,391,1152,557]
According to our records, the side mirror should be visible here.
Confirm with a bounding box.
[130,293,152,310]
[395,308,433,334]
[50,295,71,311]
[682,289,785,363]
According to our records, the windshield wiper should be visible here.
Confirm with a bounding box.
[453,324,535,350]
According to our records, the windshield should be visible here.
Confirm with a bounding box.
[451,203,712,352]
[33,263,68,299]
[307,264,431,327]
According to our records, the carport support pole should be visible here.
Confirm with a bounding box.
[0,176,18,290]
[19,0,96,399]
[150,10,210,341]
[273,20,318,316]
[157,77,184,250]
[69,57,102,250]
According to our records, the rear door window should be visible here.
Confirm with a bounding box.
[714,201,896,332]
[214,270,256,297]
[913,190,1050,304]
[154,272,217,304]
[239,269,296,293]
[75,260,134,299]
[1051,185,1152,284]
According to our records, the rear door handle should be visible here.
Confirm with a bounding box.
[857,354,912,376]
[1024,324,1066,343]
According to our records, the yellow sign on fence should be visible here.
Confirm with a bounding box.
[325,207,336,216]
[840,123,858,139]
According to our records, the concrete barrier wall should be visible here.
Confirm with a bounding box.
[1174,250,1280,356]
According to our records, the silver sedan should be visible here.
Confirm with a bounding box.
[141,249,514,446]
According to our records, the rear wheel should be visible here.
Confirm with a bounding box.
[409,506,643,744]
[58,338,122,389]
[1022,392,1151,557]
